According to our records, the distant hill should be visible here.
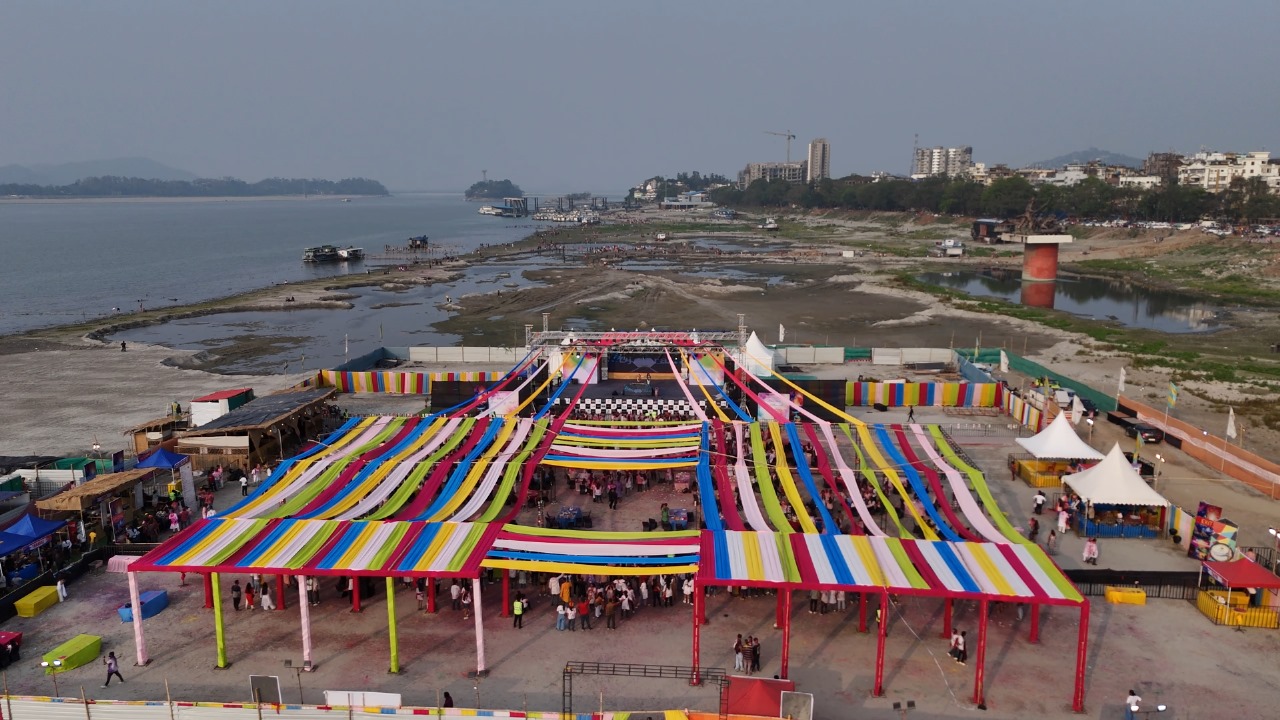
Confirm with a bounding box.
[465,179,523,200]
[0,157,199,185]
[1030,148,1144,169]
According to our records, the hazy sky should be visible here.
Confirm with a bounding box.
[3,1,1277,193]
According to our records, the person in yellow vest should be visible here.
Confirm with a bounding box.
[513,592,526,628]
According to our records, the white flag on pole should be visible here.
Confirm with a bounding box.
[779,324,785,343]
[1117,367,1126,394]
[1227,407,1238,439]
[1071,395,1085,426]
[999,350,1009,373]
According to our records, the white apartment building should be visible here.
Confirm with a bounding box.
[806,138,831,183]
[1118,175,1162,190]
[911,146,973,178]
[1178,151,1280,193]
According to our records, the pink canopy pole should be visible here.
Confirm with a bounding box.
[774,591,784,628]
[859,592,868,633]
[1029,603,1040,643]
[501,570,510,618]
[277,574,287,611]
[352,578,362,613]
[780,589,792,679]
[427,575,437,613]
[973,599,989,706]
[1072,601,1090,713]
[203,572,214,609]
[940,597,952,638]
[128,571,149,666]
[298,575,313,667]
[872,592,888,696]
[472,578,487,675]
[691,579,702,686]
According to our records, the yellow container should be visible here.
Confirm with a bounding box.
[1104,586,1147,605]
[15,586,59,618]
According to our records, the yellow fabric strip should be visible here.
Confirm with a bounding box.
[767,423,818,533]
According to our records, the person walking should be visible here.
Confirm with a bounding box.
[566,602,577,631]
[240,474,249,496]
[1047,529,1058,554]
[260,582,276,611]
[451,581,462,611]
[244,582,256,611]
[955,630,968,665]
[1033,490,1046,515]
[750,636,761,673]
[1057,507,1069,534]
[605,597,619,629]
[513,593,525,628]
[809,589,819,614]
[1124,690,1143,720]
[556,603,567,631]
[442,692,454,708]
[1083,537,1100,566]
[102,651,125,687]
[231,579,243,611]
[906,406,915,423]
[56,576,68,602]
[461,586,472,619]
[306,576,319,606]
[949,628,961,661]
[577,598,592,630]
[733,634,744,671]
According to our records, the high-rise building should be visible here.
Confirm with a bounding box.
[806,138,831,182]
[1143,152,1183,181]
[911,146,973,178]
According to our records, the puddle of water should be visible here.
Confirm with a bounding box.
[918,270,1225,333]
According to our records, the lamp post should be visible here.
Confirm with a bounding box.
[1153,454,1165,493]
[39,659,62,695]
[1085,418,1095,446]
[1269,527,1279,573]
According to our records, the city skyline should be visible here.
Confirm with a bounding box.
[2,2,1277,191]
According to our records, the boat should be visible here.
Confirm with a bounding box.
[655,232,669,241]
[478,205,514,217]
[302,245,364,263]
[760,217,779,231]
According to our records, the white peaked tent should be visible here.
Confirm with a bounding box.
[1062,443,1170,507]
[735,331,774,377]
[1015,412,1105,460]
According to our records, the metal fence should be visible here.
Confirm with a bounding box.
[1063,569,1202,600]
[0,698,577,720]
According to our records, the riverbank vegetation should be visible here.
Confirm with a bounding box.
[710,174,1280,224]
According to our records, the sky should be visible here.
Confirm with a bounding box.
[3,1,1278,193]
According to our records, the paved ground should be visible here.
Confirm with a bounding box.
[7,404,1280,719]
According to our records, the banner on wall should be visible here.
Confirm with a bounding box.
[757,392,791,421]
[1188,501,1237,560]
[487,390,519,417]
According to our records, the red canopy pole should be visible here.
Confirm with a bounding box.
[1072,601,1090,713]
[691,579,703,686]
[940,597,952,638]
[973,599,989,706]
[501,570,511,618]
[426,575,437,614]
[352,578,362,613]
[1029,603,1040,643]
[277,574,287,611]
[872,591,888,696]
[780,589,792,680]
[203,573,214,609]
[775,590,784,628]
[859,592,868,633]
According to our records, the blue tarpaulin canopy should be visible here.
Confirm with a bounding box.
[136,448,188,469]
[0,531,35,557]
[7,513,65,541]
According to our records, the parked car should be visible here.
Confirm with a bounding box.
[1124,422,1165,444]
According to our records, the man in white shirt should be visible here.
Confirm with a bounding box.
[549,574,561,598]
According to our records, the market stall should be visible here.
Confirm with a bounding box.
[1011,412,1105,488]
[1196,556,1280,629]
[1061,443,1169,538]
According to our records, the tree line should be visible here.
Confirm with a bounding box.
[0,176,389,198]
[707,174,1280,223]
[465,179,523,200]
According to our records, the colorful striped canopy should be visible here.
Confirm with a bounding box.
[134,381,1082,606]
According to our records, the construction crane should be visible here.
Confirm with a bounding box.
[765,130,797,163]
